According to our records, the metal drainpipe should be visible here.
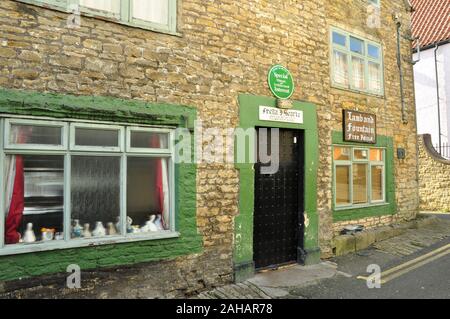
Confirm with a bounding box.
[434,44,442,155]
[396,21,408,124]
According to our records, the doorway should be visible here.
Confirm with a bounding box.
[253,128,305,270]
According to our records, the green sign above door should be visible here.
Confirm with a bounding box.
[268,65,295,100]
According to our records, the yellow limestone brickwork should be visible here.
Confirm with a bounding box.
[324,0,419,250]
[418,135,450,212]
[0,0,418,293]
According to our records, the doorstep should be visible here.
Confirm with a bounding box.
[195,262,342,299]
[332,215,444,257]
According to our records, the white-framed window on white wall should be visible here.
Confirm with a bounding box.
[0,117,177,256]
[16,0,178,34]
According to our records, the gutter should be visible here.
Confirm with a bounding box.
[434,43,443,154]
[413,39,450,53]
[396,19,408,124]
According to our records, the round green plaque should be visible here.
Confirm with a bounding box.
[268,65,295,100]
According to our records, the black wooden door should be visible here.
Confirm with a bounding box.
[253,128,304,270]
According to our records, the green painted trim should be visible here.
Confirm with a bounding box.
[0,88,202,282]
[0,88,196,129]
[234,94,319,279]
[332,131,397,222]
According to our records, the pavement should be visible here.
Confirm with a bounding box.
[197,213,450,299]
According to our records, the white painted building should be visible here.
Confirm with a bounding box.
[411,0,450,155]
[414,43,450,147]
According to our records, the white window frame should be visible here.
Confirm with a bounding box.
[330,27,385,96]
[15,0,178,35]
[126,127,172,154]
[70,123,124,152]
[3,118,68,151]
[369,0,380,8]
[0,116,178,256]
[333,145,386,210]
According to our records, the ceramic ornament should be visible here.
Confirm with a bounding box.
[54,232,64,241]
[154,215,164,231]
[107,222,117,235]
[72,219,83,238]
[126,216,133,233]
[41,228,55,241]
[131,225,141,233]
[141,215,158,232]
[115,216,121,234]
[92,221,106,237]
[23,223,36,243]
[82,223,92,238]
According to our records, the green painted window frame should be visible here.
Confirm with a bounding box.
[15,0,178,35]
[332,131,396,222]
[333,145,386,209]
[330,27,384,96]
[0,116,177,256]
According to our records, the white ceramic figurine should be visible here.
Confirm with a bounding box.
[23,223,36,243]
[83,223,92,238]
[93,221,106,237]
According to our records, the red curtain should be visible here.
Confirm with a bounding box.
[150,135,166,229]
[5,156,25,244]
[5,128,28,244]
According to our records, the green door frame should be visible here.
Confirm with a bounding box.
[234,94,320,282]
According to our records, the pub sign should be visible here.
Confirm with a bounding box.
[343,110,376,144]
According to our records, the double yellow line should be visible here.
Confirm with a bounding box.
[357,243,450,284]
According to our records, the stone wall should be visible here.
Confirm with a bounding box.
[333,215,396,236]
[0,0,419,296]
[418,134,450,212]
[324,0,419,253]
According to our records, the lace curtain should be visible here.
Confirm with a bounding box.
[333,50,348,86]
[132,0,169,25]
[352,56,365,90]
[79,0,121,13]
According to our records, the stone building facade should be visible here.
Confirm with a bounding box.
[418,134,450,213]
[0,0,418,297]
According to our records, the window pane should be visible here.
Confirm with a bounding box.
[334,147,351,161]
[130,131,169,149]
[333,50,349,86]
[336,166,351,206]
[371,165,384,201]
[368,44,380,59]
[368,61,382,93]
[350,37,364,54]
[353,164,368,204]
[71,156,121,238]
[370,149,383,161]
[332,32,346,46]
[127,157,170,232]
[79,0,120,13]
[75,127,119,148]
[10,124,62,146]
[354,149,368,160]
[132,0,169,25]
[4,155,64,245]
[351,56,365,90]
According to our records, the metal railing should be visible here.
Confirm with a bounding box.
[434,143,450,160]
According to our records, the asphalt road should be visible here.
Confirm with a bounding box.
[290,216,450,299]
